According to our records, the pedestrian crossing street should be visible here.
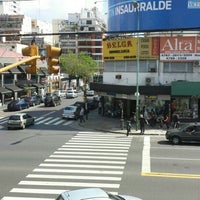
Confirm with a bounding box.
[1,132,133,200]
[0,116,74,128]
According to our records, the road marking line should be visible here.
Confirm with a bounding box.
[10,188,66,194]
[62,121,73,126]
[53,151,127,156]
[19,180,120,188]
[66,142,130,147]
[35,117,53,124]
[33,168,123,174]
[26,174,121,181]
[142,136,151,173]
[44,117,60,124]
[142,172,200,179]
[39,163,124,169]
[70,138,132,143]
[58,147,128,152]
[53,119,66,125]
[62,144,130,149]
[1,197,54,200]
[49,154,127,160]
[44,159,126,164]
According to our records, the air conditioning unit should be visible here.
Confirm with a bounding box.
[193,61,200,66]
[145,77,154,86]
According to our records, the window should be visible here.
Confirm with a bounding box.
[163,62,193,73]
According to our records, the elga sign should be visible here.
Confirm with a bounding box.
[103,37,159,60]
[160,36,200,61]
[108,0,200,32]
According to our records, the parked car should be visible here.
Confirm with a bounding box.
[165,122,200,144]
[7,99,29,111]
[74,99,98,110]
[44,93,61,107]
[66,90,78,98]
[86,89,95,96]
[62,105,81,120]
[56,187,142,200]
[53,90,67,98]
[22,96,41,106]
[7,113,35,129]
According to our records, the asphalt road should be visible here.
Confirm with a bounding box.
[0,97,200,200]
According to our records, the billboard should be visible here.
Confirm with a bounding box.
[108,0,200,32]
[103,37,159,60]
[160,36,200,61]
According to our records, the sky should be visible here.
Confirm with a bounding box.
[20,0,107,22]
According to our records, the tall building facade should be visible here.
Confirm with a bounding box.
[53,7,106,73]
[0,0,21,15]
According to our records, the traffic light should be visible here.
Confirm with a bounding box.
[22,44,39,74]
[46,45,62,74]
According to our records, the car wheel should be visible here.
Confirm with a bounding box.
[172,136,181,145]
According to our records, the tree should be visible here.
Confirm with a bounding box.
[60,51,97,87]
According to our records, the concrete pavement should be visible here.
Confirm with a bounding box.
[70,108,167,135]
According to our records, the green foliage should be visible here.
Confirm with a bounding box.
[60,52,97,79]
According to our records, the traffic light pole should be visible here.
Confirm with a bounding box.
[0,56,41,73]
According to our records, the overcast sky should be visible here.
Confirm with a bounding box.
[20,0,106,22]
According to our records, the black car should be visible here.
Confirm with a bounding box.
[165,123,200,144]
[74,99,98,111]
[44,93,61,107]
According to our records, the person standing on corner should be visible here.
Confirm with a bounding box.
[79,106,85,124]
[139,114,148,134]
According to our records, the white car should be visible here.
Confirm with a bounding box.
[62,105,80,120]
[66,90,78,98]
[7,113,35,130]
[86,89,95,96]
[56,188,142,200]
[53,90,67,98]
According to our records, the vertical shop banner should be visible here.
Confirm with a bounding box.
[108,0,200,32]
[160,36,200,61]
[103,38,159,61]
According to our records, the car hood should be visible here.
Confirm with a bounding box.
[120,195,142,200]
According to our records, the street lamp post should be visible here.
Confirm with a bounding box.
[133,1,140,131]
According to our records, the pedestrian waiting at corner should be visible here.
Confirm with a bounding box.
[79,106,85,124]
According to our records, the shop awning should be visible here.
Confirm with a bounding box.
[5,85,23,92]
[171,81,200,96]
[32,83,45,88]
[0,87,12,94]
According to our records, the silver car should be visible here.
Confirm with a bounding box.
[7,113,35,129]
[56,188,142,200]
[62,105,80,120]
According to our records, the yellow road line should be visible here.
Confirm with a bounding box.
[142,172,200,179]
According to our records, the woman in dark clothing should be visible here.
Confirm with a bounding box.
[139,114,148,134]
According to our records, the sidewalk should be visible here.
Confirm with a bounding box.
[70,109,166,136]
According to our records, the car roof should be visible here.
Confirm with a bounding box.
[61,188,108,200]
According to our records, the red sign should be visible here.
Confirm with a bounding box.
[160,36,200,61]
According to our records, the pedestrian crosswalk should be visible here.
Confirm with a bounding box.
[0,116,74,128]
[1,132,133,200]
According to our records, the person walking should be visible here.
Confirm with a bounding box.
[79,106,85,124]
[172,112,179,128]
[139,114,148,134]
[164,114,170,130]
[98,101,102,114]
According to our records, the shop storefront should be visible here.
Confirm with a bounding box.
[171,81,200,122]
